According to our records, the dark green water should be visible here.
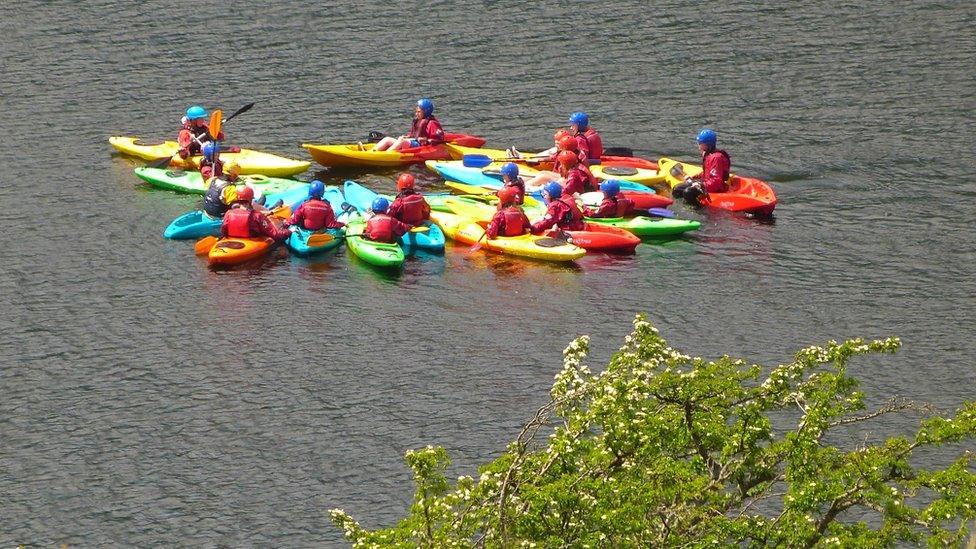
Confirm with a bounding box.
[1,1,973,545]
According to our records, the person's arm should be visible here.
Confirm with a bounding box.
[485,212,504,239]
[530,205,559,234]
[325,204,345,229]
[287,203,304,227]
[392,218,413,239]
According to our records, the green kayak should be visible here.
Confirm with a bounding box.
[344,216,406,269]
[133,167,305,195]
[584,215,701,237]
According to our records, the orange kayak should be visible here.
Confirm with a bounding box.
[207,237,275,266]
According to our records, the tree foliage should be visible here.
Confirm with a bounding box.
[331,315,976,548]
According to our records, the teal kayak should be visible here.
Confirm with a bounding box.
[286,226,345,255]
[342,180,445,253]
[344,215,406,268]
[163,184,314,239]
[135,167,305,196]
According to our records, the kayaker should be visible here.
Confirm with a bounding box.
[672,129,731,205]
[178,105,223,159]
[220,185,291,241]
[520,136,589,191]
[364,197,412,243]
[287,180,345,231]
[202,162,242,218]
[198,142,223,179]
[568,111,604,163]
[584,180,635,218]
[531,182,586,234]
[499,162,526,205]
[486,187,531,239]
[371,99,445,152]
[387,173,431,227]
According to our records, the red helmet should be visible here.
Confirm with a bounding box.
[396,173,415,190]
[557,135,578,151]
[553,128,571,142]
[497,186,518,205]
[236,185,254,203]
[557,150,579,168]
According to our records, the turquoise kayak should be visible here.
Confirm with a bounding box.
[340,180,446,254]
[163,184,314,239]
[286,226,345,255]
[425,161,657,194]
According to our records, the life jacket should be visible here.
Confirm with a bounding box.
[203,177,233,217]
[612,196,635,217]
[223,207,254,238]
[582,128,603,159]
[365,214,397,243]
[702,148,731,192]
[408,116,440,140]
[562,167,590,196]
[394,192,430,225]
[555,196,585,231]
[500,207,528,236]
[299,199,335,230]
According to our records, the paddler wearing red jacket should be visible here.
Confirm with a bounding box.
[287,180,344,231]
[557,150,595,196]
[387,173,431,226]
[178,105,225,159]
[486,187,532,239]
[531,182,586,233]
[569,111,604,163]
[583,180,635,218]
[499,162,526,205]
[220,186,292,241]
[372,98,446,152]
[363,197,412,243]
[673,128,731,204]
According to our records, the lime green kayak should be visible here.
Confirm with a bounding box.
[134,167,305,195]
[344,217,406,268]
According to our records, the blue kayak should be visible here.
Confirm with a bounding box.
[341,180,445,254]
[163,183,314,239]
[286,226,345,255]
[425,160,656,194]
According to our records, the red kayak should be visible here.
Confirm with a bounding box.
[560,223,641,253]
[659,157,777,216]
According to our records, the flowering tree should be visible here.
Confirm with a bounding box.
[332,315,976,548]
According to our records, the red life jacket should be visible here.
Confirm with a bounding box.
[701,148,732,193]
[394,192,430,225]
[562,167,590,196]
[408,116,444,141]
[365,214,397,243]
[501,207,528,236]
[555,196,585,231]
[614,196,635,217]
[299,199,335,230]
[583,128,603,159]
[223,207,254,238]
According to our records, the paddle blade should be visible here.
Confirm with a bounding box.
[462,154,494,168]
[648,207,676,218]
[409,226,430,233]
[195,236,218,255]
[209,109,222,140]
[467,233,487,254]
[148,155,174,169]
[224,102,254,123]
[269,205,291,219]
[306,233,335,246]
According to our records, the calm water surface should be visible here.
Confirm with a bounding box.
[1,1,974,545]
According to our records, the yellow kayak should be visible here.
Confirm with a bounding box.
[429,211,586,262]
[109,136,310,177]
[301,143,453,168]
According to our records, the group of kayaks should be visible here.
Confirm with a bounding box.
[110,126,777,269]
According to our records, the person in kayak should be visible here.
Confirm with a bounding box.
[672,129,731,205]
[568,111,603,163]
[371,99,445,152]
[287,180,345,232]
[584,180,635,218]
[203,161,242,218]
[521,137,595,191]
[220,186,291,241]
[555,150,596,196]
[198,142,223,179]
[499,162,526,205]
[387,173,431,227]
[531,182,586,234]
[364,197,412,243]
[486,186,532,239]
[178,105,224,159]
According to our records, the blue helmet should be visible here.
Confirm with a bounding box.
[371,197,390,213]
[599,180,620,197]
[202,142,219,160]
[417,98,434,116]
[500,162,519,179]
[569,111,589,129]
[308,180,325,199]
[186,105,207,120]
[543,181,563,199]
[696,128,717,146]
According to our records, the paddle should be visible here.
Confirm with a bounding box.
[305,233,336,246]
[195,235,218,255]
[462,153,547,169]
[410,226,430,233]
[468,231,488,254]
[222,102,254,124]
[209,109,223,142]
[148,103,253,168]
[647,207,676,218]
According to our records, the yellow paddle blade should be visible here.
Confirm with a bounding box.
[194,236,218,255]
[209,109,222,140]
[409,226,430,233]
[306,233,335,246]
[269,205,291,219]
